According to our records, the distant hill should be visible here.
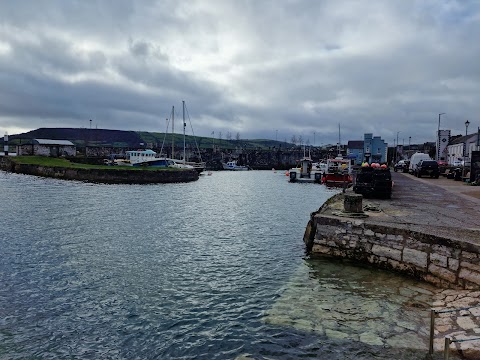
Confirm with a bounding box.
[5,128,294,150]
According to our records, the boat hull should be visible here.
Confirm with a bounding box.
[323,174,352,187]
[222,161,249,171]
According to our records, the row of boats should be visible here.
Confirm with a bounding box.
[287,154,353,187]
[105,148,353,186]
[106,149,250,173]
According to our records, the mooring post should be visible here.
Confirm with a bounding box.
[344,194,363,213]
[444,336,451,360]
[429,309,435,355]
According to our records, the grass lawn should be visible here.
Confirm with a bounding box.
[11,156,180,171]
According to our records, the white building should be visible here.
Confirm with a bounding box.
[16,139,76,157]
[446,133,479,166]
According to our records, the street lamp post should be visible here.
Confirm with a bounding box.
[464,120,470,157]
[463,120,470,179]
[393,139,396,163]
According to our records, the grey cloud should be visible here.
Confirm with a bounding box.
[0,0,479,144]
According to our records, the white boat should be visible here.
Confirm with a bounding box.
[288,156,324,183]
[288,147,325,183]
[113,149,194,169]
[222,160,250,171]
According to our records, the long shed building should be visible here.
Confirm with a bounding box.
[16,139,76,157]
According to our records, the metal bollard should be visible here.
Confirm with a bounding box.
[429,309,435,355]
[444,336,451,360]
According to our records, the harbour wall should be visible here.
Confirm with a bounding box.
[304,194,480,290]
[0,156,198,184]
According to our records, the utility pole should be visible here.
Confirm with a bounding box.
[171,106,175,159]
[396,131,400,162]
[393,139,396,163]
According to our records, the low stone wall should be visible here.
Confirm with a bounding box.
[304,195,480,290]
[0,157,198,184]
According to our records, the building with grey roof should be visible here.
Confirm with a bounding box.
[16,139,76,157]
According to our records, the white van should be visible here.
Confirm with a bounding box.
[409,153,432,174]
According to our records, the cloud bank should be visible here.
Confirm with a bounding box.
[1,0,479,145]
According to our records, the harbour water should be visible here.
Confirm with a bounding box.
[0,170,450,359]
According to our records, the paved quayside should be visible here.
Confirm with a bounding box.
[306,171,480,358]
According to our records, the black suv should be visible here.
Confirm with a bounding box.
[415,160,440,178]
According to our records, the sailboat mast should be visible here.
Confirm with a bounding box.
[183,100,186,165]
[338,124,341,156]
[171,106,174,158]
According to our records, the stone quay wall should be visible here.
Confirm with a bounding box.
[0,156,198,184]
[304,198,480,290]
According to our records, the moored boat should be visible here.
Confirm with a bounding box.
[322,157,353,187]
[112,149,195,169]
[222,160,250,171]
[288,156,325,183]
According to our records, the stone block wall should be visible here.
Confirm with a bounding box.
[305,215,480,289]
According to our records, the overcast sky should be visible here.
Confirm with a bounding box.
[1,0,479,145]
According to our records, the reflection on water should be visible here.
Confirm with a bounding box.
[0,171,454,359]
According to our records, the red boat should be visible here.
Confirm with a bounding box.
[322,157,353,187]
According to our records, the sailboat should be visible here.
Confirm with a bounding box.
[160,101,206,173]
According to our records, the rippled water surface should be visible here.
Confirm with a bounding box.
[0,171,443,359]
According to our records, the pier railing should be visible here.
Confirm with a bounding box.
[429,304,480,358]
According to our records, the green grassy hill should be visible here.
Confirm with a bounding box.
[6,128,293,150]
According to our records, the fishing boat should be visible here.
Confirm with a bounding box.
[321,124,353,187]
[322,157,352,187]
[222,160,250,171]
[288,147,326,183]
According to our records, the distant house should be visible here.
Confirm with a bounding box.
[363,133,387,164]
[446,133,479,166]
[16,139,76,157]
[347,140,364,165]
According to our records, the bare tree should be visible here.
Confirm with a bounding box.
[291,135,297,145]
[298,135,304,145]
[226,131,232,141]
[236,132,240,141]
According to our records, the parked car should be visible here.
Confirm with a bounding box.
[409,153,431,174]
[453,158,463,167]
[415,160,440,178]
[394,160,410,173]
